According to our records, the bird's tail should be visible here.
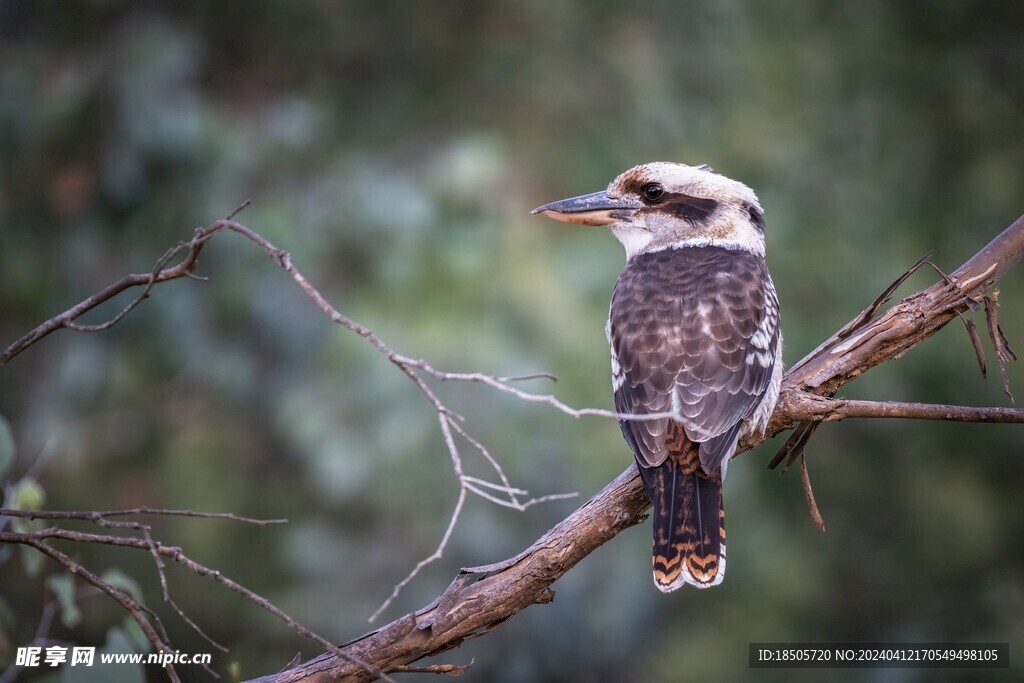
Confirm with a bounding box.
[637,435,726,591]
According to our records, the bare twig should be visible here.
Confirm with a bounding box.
[985,290,1017,402]
[0,523,394,683]
[368,486,467,624]
[800,455,826,532]
[16,536,183,683]
[766,395,1024,473]
[960,313,987,376]
[0,214,234,366]
[778,394,1024,424]
[0,507,286,526]
[3,502,288,665]
[835,251,933,339]
[766,420,818,472]
[140,523,229,658]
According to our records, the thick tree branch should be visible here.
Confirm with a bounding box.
[256,214,1024,682]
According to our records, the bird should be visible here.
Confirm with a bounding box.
[531,162,782,591]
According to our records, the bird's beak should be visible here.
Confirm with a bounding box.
[530,191,641,226]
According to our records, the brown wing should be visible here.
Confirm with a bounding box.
[609,245,780,474]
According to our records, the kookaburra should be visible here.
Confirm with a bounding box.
[532,162,782,591]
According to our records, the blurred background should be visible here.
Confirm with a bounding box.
[1,1,1023,681]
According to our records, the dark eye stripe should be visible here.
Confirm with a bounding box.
[745,203,765,233]
[656,193,719,224]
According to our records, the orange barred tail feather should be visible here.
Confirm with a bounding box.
[636,436,726,591]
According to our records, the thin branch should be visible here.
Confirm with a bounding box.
[1,229,218,366]
[3,501,287,661]
[985,289,1017,401]
[0,502,387,679]
[0,525,395,683]
[368,487,468,624]
[0,201,250,365]
[389,353,678,422]
[780,393,1024,424]
[767,420,819,472]
[494,372,557,383]
[17,537,182,683]
[0,507,286,526]
[835,250,933,340]
[2,507,248,668]
[800,455,826,532]
[960,313,987,376]
[140,524,229,657]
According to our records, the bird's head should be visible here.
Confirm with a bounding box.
[531,162,765,259]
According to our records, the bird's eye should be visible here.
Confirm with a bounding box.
[642,183,665,203]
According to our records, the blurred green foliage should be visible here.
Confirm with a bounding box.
[1,1,1023,681]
